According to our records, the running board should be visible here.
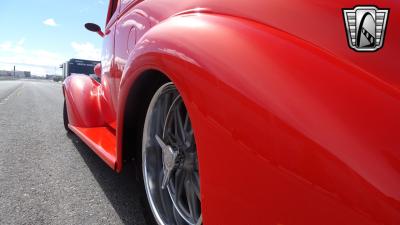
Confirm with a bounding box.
[68,125,117,170]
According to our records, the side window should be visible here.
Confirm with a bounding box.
[106,0,119,25]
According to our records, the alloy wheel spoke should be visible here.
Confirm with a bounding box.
[176,104,186,143]
[185,177,200,221]
[184,111,189,131]
[155,135,167,149]
[175,169,186,201]
[184,128,194,151]
[192,172,201,198]
[160,93,170,130]
[173,206,186,225]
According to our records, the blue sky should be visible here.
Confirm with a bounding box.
[0,0,108,75]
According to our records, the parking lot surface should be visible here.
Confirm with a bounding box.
[0,80,145,225]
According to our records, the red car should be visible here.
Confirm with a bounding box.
[63,0,400,224]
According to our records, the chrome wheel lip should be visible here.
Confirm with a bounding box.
[142,82,201,225]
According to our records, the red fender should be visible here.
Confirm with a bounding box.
[63,75,104,127]
[117,13,400,225]
[64,75,118,169]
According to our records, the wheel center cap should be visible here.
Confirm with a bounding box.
[162,145,177,170]
[155,135,179,189]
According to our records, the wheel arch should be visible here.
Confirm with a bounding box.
[119,69,170,169]
[115,11,325,179]
[115,12,259,172]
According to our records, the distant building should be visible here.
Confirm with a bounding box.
[21,71,31,78]
[45,74,57,80]
[45,74,63,81]
[0,70,31,78]
[60,58,100,78]
[0,70,11,76]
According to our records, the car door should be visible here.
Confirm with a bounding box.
[100,0,120,129]
[114,0,151,88]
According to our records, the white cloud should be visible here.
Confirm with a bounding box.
[98,0,105,5]
[0,39,65,76]
[0,39,102,76]
[17,38,25,46]
[43,18,58,27]
[0,41,13,51]
[71,42,101,60]
[0,38,25,54]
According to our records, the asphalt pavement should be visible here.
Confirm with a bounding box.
[0,80,145,225]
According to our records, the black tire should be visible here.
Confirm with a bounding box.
[122,75,170,225]
[136,161,159,225]
[139,82,202,225]
[134,87,166,225]
[63,100,71,132]
[122,73,176,225]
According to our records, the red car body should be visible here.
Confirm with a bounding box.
[63,0,400,224]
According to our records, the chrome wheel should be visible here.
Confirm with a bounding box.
[143,82,202,225]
